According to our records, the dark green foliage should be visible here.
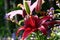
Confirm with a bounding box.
[41,0,59,12]
[27,31,47,40]
[0,0,22,37]
[0,0,5,36]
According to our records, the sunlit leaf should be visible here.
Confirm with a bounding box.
[19,20,24,26]
[55,9,60,12]
[24,1,30,14]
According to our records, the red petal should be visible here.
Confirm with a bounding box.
[42,20,60,28]
[29,16,35,27]
[42,20,60,29]
[56,20,60,24]
[33,16,41,27]
[42,21,56,30]
[47,21,60,27]
[22,28,33,40]
[41,16,52,24]
[35,0,42,13]
[42,22,48,30]
[38,25,47,35]
[48,21,56,26]
[24,16,35,27]
[16,26,25,36]
[42,21,56,29]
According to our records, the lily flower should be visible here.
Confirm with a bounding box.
[16,15,60,40]
[5,0,47,40]
[5,0,50,39]
[5,0,60,40]
[16,15,48,40]
[5,0,38,19]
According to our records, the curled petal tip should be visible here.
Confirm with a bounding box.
[5,10,24,20]
[17,4,24,9]
[5,14,10,20]
[5,14,8,19]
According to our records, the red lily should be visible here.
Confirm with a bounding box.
[16,15,60,40]
[16,15,48,40]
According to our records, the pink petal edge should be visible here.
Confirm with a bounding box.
[30,0,38,12]
[6,10,23,19]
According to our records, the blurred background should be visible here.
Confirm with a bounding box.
[0,0,60,40]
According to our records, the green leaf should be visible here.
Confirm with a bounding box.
[55,9,60,12]
[19,20,24,26]
[24,1,30,14]
[56,32,60,37]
